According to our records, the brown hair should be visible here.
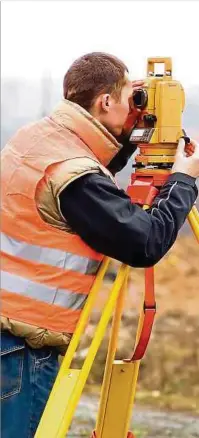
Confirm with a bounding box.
[63,52,128,111]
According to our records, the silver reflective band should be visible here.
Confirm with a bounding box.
[1,232,101,275]
[1,270,87,310]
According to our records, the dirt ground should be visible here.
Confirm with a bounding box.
[70,393,199,438]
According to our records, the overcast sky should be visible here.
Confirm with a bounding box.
[1,1,199,89]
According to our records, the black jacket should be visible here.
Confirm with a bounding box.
[59,161,197,268]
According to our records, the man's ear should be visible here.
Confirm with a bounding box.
[101,94,111,112]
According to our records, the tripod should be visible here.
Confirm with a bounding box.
[35,142,199,438]
[92,152,199,438]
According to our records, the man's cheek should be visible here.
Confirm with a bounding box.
[124,106,130,121]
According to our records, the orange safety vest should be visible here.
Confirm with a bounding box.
[1,100,120,336]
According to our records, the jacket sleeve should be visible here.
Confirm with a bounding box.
[59,172,198,268]
[107,140,137,175]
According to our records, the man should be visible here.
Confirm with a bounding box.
[1,52,199,437]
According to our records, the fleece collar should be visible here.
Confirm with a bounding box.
[50,99,121,167]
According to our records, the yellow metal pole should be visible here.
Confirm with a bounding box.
[188,208,199,243]
[121,318,143,436]
[95,279,149,438]
[96,267,130,436]
[97,361,137,438]
[58,257,110,371]
[57,263,130,437]
[192,205,199,223]
[95,204,153,437]
[94,265,155,438]
[35,257,110,438]
[124,266,155,429]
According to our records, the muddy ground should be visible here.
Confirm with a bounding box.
[68,393,199,437]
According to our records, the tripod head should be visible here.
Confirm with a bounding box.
[129,57,185,170]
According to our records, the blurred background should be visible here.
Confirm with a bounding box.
[1,1,199,436]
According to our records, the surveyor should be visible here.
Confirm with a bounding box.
[1,52,199,437]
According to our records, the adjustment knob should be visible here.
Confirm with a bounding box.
[143,114,157,123]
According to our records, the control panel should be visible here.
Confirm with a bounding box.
[129,128,154,143]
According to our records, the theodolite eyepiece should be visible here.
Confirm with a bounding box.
[132,88,148,110]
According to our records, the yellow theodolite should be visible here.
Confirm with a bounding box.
[131,56,185,147]
[35,57,199,438]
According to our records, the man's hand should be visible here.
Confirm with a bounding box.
[109,80,146,174]
[132,79,146,93]
[172,138,199,178]
[122,80,146,136]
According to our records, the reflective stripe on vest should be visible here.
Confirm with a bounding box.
[1,231,102,320]
[1,232,101,275]
[1,270,87,310]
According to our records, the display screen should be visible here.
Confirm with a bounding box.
[131,129,145,137]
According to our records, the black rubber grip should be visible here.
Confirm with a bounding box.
[181,136,190,144]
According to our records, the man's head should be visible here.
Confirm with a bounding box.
[63,52,133,136]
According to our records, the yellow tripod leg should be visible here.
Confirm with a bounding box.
[35,261,129,438]
[95,361,140,438]
[35,257,110,438]
[94,265,155,438]
[94,310,144,438]
[95,268,130,436]
[192,205,199,222]
[188,206,199,243]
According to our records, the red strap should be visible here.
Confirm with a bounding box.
[124,267,156,362]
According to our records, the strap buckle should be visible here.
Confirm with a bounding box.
[143,302,156,313]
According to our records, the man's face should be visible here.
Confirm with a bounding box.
[94,73,133,137]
